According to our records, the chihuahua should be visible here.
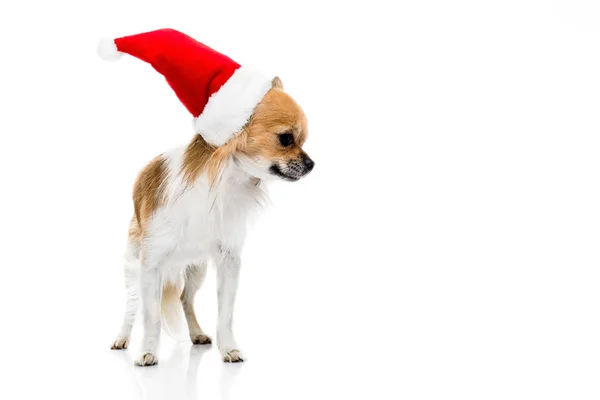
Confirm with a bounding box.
[109,76,314,366]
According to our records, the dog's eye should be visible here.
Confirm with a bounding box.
[279,133,294,147]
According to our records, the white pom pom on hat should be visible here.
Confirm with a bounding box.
[97,38,122,61]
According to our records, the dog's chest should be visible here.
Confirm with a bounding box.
[161,175,261,261]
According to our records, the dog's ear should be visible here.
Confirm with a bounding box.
[271,76,284,89]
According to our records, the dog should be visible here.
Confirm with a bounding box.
[109,76,314,366]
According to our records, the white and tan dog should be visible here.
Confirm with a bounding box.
[110,77,314,366]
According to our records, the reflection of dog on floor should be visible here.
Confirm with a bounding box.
[100,29,314,366]
[111,344,213,400]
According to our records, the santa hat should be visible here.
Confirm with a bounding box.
[98,28,273,147]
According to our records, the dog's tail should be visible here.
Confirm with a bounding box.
[160,278,188,341]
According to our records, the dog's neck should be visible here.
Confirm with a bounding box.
[217,156,260,189]
[180,134,265,206]
[204,156,268,223]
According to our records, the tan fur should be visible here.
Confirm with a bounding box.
[271,76,284,89]
[132,155,168,229]
[160,280,184,337]
[179,132,243,187]
[181,134,217,186]
[242,87,308,162]
[128,215,142,243]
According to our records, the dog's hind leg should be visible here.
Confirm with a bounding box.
[181,263,212,345]
[110,268,138,350]
[133,249,166,367]
[111,221,141,350]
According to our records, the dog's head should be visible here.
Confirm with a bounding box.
[232,77,314,182]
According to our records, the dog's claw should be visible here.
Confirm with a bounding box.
[191,333,212,345]
[222,349,244,363]
[134,353,158,367]
[111,338,129,350]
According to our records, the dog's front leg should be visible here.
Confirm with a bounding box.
[215,246,244,362]
[134,260,163,366]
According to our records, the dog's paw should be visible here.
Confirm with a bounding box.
[134,353,158,367]
[191,333,212,345]
[111,337,129,350]
[221,349,244,363]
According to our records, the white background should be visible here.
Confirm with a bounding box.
[1,0,599,399]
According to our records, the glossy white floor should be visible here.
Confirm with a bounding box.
[5,245,600,400]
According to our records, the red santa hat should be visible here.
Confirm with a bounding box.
[98,28,273,147]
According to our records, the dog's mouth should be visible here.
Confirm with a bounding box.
[269,164,302,182]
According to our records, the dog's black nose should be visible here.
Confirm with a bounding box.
[303,155,315,171]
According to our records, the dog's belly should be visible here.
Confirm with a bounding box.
[168,246,209,266]
[160,236,211,282]
[160,250,207,282]
[147,206,216,282]
[173,219,214,257]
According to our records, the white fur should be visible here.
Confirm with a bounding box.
[97,38,122,61]
[195,66,273,147]
[113,145,268,365]
[110,243,140,350]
